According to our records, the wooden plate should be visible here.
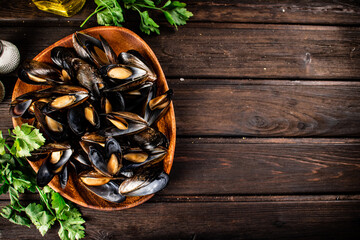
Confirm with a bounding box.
[11,26,176,210]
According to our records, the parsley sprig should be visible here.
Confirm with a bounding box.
[0,124,85,240]
[81,0,193,35]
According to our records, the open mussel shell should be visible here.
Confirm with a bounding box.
[122,82,153,116]
[68,102,100,135]
[79,170,113,186]
[10,99,33,118]
[105,137,122,176]
[18,60,68,85]
[122,172,169,197]
[131,127,169,151]
[81,132,106,147]
[101,91,125,113]
[119,165,169,196]
[72,32,116,68]
[145,89,173,126]
[68,104,88,136]
[59,163,69,189]
[36,148,73,187]
[101,64,147,81]
[118,51,156,82]
[51,46,76,81]
[37,162,55,187]
[103,111,148,137]
[81,180,126,203]
[29,142,71,162]
[34,102,69,142]
[121,146,168,172]
[88,138,122,177]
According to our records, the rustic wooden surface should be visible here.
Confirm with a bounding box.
[0,0,360,239]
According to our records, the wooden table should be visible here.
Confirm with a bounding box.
[1,1,360,239]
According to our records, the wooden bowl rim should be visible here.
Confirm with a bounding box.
[11,26,176,211]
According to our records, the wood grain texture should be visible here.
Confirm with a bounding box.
[0,138,359,196]
[4,79,360,137]
[0,0,359,25]
[169,79,360,136]
[0,199,360,240]
[164,138,360,195]
[1,24,360,79]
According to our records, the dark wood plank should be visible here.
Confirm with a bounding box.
[1,24,360,79]
[0,0,359,25]
[1,199,360,240]
[2,79,360,137]
[164,138,360,195]
[0,138,359,196]
[170,80,360,137]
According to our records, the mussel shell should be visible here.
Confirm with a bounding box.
[118,51,156,82]
[122,82,153,116]
[72,32,102,63]
[101,64,147,82]
[145,89,173,126]
[49,148,73,172]
[34,102,69,142]
[99,35,117,65]
[68,104,88,136]
[81,132,106,146]
[83,102,100,129]
[103,111,148,137]
[72,151,91,167]
[121,146,167,171]
[18,60,66,85]
[81,180,126,203]
[131,127,169,151]
[88,145,111,177]
[101,91,125,113]
[29,143,71,162]
[79,170,113,186]
[36,148,72,188]
[10,99,33,118]
[105,137,122,176]
[119,165,161,194]
[51,46,76,80]
[59,164,69,189]
[122,172,169,197]
[37,162,55,187]
[71,58,104,97]
[73,32,114,68]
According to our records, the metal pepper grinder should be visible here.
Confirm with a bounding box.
[0,40,21,102]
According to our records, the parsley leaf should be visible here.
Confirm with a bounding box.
[82,0,193,35]
[25,203,56,236]
[58,208,86,240]
[0,125,85,239]
[139,10,160,35]
[1,206,31,227]
[163,1,193,29]
[10,124,46,158]
[0,131,6,155]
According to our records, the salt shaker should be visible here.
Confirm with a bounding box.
[0,40,20,74]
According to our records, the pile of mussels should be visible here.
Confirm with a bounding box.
[10,32,173,203]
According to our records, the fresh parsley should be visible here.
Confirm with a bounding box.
[81,0,193,35]
[0,124,85,240]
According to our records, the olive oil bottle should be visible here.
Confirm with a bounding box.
[32,0,86,17]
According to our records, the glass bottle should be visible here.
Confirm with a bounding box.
[32,0,86,17]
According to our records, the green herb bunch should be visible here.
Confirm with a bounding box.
[81,0,193,35]
[0,124,85,240]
